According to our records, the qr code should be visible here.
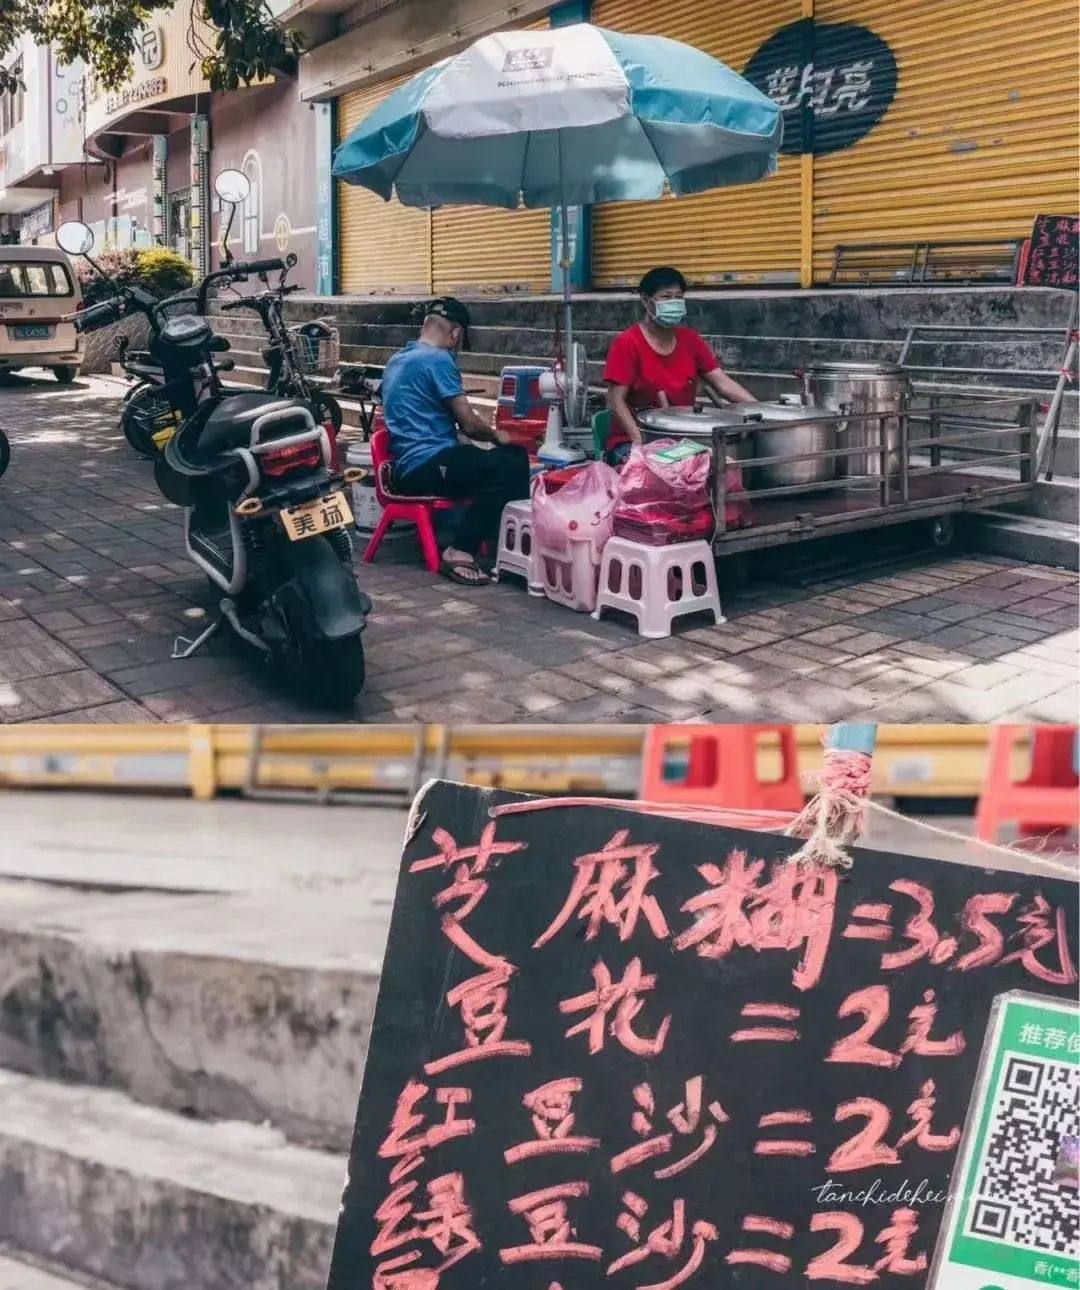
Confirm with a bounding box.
[964,1055,1080,1257]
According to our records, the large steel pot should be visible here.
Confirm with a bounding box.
[636,407,754,462]
[799,361,911,479]
[738,401,837,489]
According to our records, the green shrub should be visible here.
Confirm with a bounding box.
[136,247,195,296]
[74,245,195,307]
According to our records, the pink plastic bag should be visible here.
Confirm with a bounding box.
[531,461,620,560]
[614,439,752,542]
[617,439,711,512]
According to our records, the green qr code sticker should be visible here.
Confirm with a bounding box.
[653,439,709,463]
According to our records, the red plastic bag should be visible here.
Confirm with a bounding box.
[617,439,712,512]
[615,439,752,541]
[532,461,620,560]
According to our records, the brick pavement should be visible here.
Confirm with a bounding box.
[0,372,1076,725]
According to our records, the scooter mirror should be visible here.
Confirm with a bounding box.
[56,220,95,257]
[214,168,250,205]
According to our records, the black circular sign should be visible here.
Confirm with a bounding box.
[743,19,898,156]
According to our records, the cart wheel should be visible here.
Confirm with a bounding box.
[929,515,955,550]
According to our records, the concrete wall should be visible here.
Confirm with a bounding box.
[209,80,318,275]
[298,0,553,99]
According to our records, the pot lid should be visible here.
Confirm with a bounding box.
[735,401,833,423]
[806,360,906,376]
[637,407,750,432]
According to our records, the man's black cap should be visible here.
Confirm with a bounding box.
[426,296,471,329]
[425,296,471,349]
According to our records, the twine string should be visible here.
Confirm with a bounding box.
[487,740,1078,880]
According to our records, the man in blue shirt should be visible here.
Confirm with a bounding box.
[381,297,530,586]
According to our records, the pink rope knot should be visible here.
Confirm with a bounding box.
[784,748,874,871]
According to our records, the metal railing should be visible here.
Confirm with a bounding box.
[710,392,1038,552]
[830,240,1023,286]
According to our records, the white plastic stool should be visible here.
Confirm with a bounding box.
[592,536,724,639]
[537,539,601,612]
[495,499,543,595]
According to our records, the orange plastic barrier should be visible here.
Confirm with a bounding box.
[974,725,1079,842]
[640,724,804,812]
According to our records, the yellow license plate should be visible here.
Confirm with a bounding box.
[151,415,179,448]
[280,491,353,541]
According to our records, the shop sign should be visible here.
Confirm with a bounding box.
[138,27,165,71]
[107,187,148,213]
[20,201,55,242]
[105,76,168,113]
[743,19,898,156]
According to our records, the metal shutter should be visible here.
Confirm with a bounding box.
[812,0,1080,280]
[589,0,803,288]
[336,74,431,294]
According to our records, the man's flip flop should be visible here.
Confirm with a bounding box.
[440,556,490,586]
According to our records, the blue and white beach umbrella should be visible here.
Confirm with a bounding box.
[332,23,784,210]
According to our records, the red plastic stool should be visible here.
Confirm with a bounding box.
[974,725,1079,842]
[362,426,466,575]
[640,724,804,812]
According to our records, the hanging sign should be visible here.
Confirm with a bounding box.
[1020,215,1079,289]
[327,780,1079,1289]
[19,201,55,242]
[744,19,899,156]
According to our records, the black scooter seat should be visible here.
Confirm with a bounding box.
[194,392,313,458]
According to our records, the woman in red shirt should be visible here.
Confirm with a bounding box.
[602,265,757,465]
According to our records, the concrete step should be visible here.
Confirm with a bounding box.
[0,876,393,1152]
[966,509,1080,571]
[212,285,1077,335]
[0,1069,340,1290]
[0,1250,122,1289]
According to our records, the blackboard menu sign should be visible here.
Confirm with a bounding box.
[1021,214,1079,288]
[327,781,1079,1289]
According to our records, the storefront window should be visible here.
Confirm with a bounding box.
[0,57,24,137]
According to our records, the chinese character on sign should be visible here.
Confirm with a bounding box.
[138,26,164,70]
[822,61,875,114]
[762,61,875,115]
[504,1077,600,1164]
[675,850,838,991]
[499,1181,602,1265]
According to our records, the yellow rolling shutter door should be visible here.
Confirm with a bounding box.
[430,18,553,294]
[589,0,802,287]
[812,0,1079,280]
[337,74,430,294]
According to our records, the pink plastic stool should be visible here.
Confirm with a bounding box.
[592,535,725,639]
[537,539,601,612]
[494,499,542,595]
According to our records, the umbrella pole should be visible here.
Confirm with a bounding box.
[559,199,574,392]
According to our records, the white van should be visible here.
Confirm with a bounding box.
[0,245,84,383]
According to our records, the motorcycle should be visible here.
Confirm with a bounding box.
[116,321,235,458]
[56,168,372,707]
[219,262,344,433]
[117,199,342,457]
[0,427,9,477]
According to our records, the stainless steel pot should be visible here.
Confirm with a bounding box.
[738,402,837,489]
[798,361,911,479]
[636,407,754,462]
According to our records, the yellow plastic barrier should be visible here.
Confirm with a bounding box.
[0,723,1018,801]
